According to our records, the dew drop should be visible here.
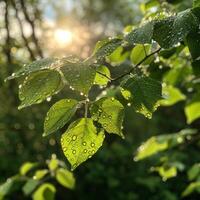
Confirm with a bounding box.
[72,135,77,141]
[82,142,86,146]
[72,150,76,154]
[91,142,95,147]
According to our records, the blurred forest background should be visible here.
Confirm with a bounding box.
[0,0,199,199]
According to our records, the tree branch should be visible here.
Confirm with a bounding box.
[96,47,161,82]
[11,0,36,61]
[18,0,43,58]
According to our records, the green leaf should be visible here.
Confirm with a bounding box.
[48,156,59,171]
[182,182,200,197]
[134,137,168,161]
[43,99,78,136]
[60,62,95,95]
[90,97,124,138]
[193,0,200,7]
[160,85,186,106]
[0,176,21,199]
[6,58,60,80]
[56,168,75,189]
[188,164,200,181]
[130,44,151,64]
[122,75,162,118]
[107,46,129,64]
[18,70,63,109]
[33,170,49,180]
[94,38,122,60]
[153,10,199,48]
[151,166,177,180]
[94,65,111,86]
[22,179,40,196]
[32,183,56,200]
[125,22,154,44]
[61,118,105,170]
[20,162,37,176]
[187,32,200,60]
[185,93,200,124]
[134,129,197,161]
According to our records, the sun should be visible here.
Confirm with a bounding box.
[54,29,73,46]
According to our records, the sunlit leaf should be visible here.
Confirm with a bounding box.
[153,10,199,48]
[122,75,162,118]
[125,22,154,44]
[130,44,151,64]
[18,70,63,109]
[185,93,200,124]
[134,129,197,161]
[94,65,111,86]
[56,168,75,189]
[60,62,95,95]
[48,156,59,171]
[107,46,129,64]
[6,58,59,80]
[160,85,186,106]
[94,38,122,60]
[33,170,49,180]
[182,182,200,197]
[151,166,177,180]
[20,162,37,176]
[43,99,78,136]
[32,183,56,200]
[90,97,124,138]
[61,118,105,170]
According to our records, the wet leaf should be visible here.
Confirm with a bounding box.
[18,70,63,109]
[125,22,154,44]
[122,75,162,118]
[61,62,95,95]
[43,99,78,136]
[6,58,60,80]
[61,118,105,170]
[94,38,122,60]
[90,97,124,138]
[153,10,199,48]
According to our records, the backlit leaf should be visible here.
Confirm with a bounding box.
[90,97,124,138]
[56,168,75,189]
[61,62,95,95]
[61,118,105,170]
[185,93,200,124]
[32,183,56,200]
[122,75,162,118]
[18,70,63,109]
[43,99,78,136]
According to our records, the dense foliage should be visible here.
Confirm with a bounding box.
[1,0,200,199]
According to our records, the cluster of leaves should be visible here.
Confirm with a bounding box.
[0,155,75,200]
[6,0,200,186]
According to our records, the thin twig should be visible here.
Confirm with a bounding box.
[113,47,161,81]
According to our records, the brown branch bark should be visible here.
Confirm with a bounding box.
[18,0,43,58]
[11,0,36,61]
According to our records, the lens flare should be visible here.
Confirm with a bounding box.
[54,29,73,46]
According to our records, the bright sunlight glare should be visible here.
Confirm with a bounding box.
[54,29,73,46]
